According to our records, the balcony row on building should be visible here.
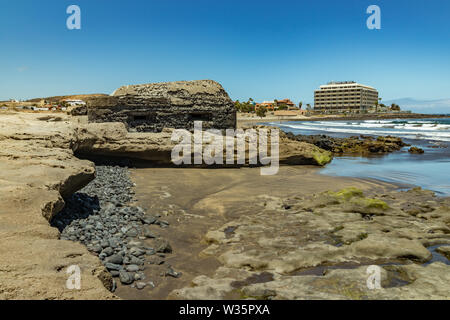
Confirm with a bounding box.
[314,81,379,113]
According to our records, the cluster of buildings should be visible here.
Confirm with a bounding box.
[251,99,307,116]
[240,81,388,115]
[2,98,86,112]
[255,98,297,110]
[239,81,383,116]
[36,99,85,111]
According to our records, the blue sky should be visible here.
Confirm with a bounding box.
[1,0,449,104]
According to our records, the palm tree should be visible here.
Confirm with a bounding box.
[256,105,267,118]
[376,97,382,113]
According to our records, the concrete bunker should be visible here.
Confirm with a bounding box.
[86,80,236,132]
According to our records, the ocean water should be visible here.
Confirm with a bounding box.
[271,118,450,142]
[266,118,450,196]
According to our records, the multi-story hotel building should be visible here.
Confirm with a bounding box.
[314,81,379,113]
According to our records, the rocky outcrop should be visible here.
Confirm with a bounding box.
[171,262,450,300]
[88,80,236,133]
[170,187,450,300]
[286,133,409,155]
[74,122,332,167]
[408,146,425,154]
[0,112,116,299]
[436,246,450,260]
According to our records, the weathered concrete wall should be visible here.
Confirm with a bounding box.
[87,80,236,132]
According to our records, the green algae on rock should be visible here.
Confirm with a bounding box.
[311,150,333,166]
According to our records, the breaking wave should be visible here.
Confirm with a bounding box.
[270,118,450,142]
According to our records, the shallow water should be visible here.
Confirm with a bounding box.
[321,146,450,196]
[425,244,450,266]
[266,118,450,196]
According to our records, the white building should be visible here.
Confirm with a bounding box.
[63,99,86,106]
[314,81,379,113]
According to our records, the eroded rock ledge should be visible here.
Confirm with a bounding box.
[0,113,115,299]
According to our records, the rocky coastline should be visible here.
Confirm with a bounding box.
[0,107,448,299]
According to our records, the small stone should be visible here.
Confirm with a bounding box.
[129,256,144,265]
[136,282,147,290]
[101,240,110,248]
[165,267,182,278]
[110,270,120,277]
[126,264,140,272]
[143,227,156,239]
[106,254,123,265]
[104,262,123,271]
[102,247,114,257]
[148,256,164,265]
[90,245,102,253]
[157,220,170,227]
[129,247,146,257]
[119,270,134,285]
[128,240,143,247]
[109,238,119,248]
[126,229,139,237]
[155,239,172,253]
[141,215,157,225]
[136,272,145,280]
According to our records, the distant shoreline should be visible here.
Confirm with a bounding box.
[299,113,450,121]
[238,112,450,125]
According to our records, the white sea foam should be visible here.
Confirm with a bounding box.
[278,122,450,142]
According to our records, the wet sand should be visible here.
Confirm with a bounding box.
[115,166,396,299]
